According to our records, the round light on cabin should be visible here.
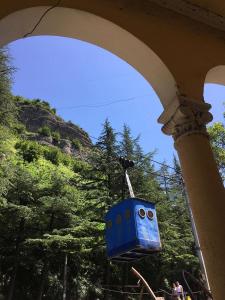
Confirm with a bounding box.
[138,208,146,218]
[147,210,154,220]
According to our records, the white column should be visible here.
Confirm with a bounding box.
[158,96,225,300]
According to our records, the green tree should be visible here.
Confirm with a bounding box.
[208,112,225,180]
[0,166,39,300]
[94,118,120,206]
[119,124,134,160]
[0,48,17,127]
[15,140,43,163]
[119,124,157,200]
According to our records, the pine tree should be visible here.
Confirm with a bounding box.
[0,48,17,127]
[94,118,120,207]
[0,166,39,300]
[119,124,134,160]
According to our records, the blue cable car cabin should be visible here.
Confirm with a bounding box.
[105,198,161,262]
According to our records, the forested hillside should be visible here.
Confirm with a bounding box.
[0,47,223,300]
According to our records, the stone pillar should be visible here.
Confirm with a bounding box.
[158,96,225,300]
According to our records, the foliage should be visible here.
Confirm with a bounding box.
[15,140,43,162]
[0,48,17,127]
[15,96,57,115]
[208,115,225,180]
[72,138,82,151]
[38,125,52,137]
[0,125,17,157]
[52,131,60,143]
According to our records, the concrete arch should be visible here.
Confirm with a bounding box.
[0,6,177,108]
[205,65,225,87]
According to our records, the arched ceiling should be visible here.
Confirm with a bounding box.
[0,1,225,102]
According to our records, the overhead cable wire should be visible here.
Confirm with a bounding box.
[78,132,181,174]
[23,0,63,38]
[145,170,181,183]
[56,94,151,110]
[85,134,181,175]
[150,158,179,172]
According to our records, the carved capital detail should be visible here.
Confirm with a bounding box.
[158,96,213,141]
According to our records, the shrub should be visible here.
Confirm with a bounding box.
[43,148,62,165]
[41,100,50,108]
[14,96,30,105]
[38,126,51,137]
[73,159,90,174]
[51,108,56,114]
[60,153,71,167]
[14,123,26,134]
[52,131,60,143]
[15,141,42,162]
[72,139,82,151]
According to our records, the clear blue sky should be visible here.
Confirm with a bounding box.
[8,36,225,165]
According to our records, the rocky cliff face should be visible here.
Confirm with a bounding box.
[17,101,92,149]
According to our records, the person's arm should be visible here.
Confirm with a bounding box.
[181,285,184,297]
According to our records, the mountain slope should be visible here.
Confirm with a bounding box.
[15,96,92,148]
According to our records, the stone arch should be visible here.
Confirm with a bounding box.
[0,6,177,108]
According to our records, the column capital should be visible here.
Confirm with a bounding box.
[158,96,213,142]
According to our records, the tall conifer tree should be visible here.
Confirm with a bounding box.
[0,48,16,127]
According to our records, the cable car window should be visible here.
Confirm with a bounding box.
[138,208,146,218]
[147,210,154,220]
